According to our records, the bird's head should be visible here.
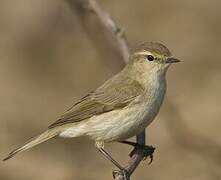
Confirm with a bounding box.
[129,42,180,76]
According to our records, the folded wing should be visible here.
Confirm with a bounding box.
[48,75,144,129]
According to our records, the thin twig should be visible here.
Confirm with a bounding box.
[67,0,148,179]
[84,0,130,63]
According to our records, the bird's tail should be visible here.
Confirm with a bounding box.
[3,128,61,161]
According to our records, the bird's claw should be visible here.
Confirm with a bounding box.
[142,145,155,165]
[129,144,155,164]
[119,141,155,165]
[113,169,130,180]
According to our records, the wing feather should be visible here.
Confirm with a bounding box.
[48,75,144,129]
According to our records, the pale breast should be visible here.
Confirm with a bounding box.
[139,81,166,129]
[84,77,166,142]
[59,67,167,142]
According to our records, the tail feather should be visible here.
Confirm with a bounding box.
[3,128,60,161]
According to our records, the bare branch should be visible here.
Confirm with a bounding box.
[84,0,130,63]
[66,0,148,179]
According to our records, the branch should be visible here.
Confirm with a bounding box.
[69,0,130,63]
[85,0,130,63]
[67,0,148,179]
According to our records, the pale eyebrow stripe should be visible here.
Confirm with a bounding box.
[134,51,151,56]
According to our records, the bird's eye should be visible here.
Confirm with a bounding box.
[146,55,154,61]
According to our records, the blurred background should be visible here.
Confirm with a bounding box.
[1,0,221,180]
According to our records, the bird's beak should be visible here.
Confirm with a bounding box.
[165,57,180,64]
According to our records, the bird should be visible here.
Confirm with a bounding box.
[3,42,179,177]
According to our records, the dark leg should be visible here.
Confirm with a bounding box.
[119,140,155,164]
[95,142,129,180]
[119,140,138,147]
[96,146,123,170]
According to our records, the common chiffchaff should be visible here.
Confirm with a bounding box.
[3,42,179,175]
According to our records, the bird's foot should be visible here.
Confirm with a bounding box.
[119,141,155,164]
[141,145,155,164]
[113,169,130,180]
[129,144,155,164]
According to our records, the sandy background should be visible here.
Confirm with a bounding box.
[0,0,221,180]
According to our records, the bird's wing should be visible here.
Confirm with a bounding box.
[48,76,144,129]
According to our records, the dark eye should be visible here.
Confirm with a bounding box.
[146,55,154,61]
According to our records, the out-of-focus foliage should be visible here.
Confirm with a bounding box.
[0,0,221,180]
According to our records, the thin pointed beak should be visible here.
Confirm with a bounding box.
[165,57,181,64]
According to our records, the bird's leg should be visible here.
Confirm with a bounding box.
[119,140,155,164]
[95,141,129,180]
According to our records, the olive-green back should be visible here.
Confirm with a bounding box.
[48,73,144,129]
